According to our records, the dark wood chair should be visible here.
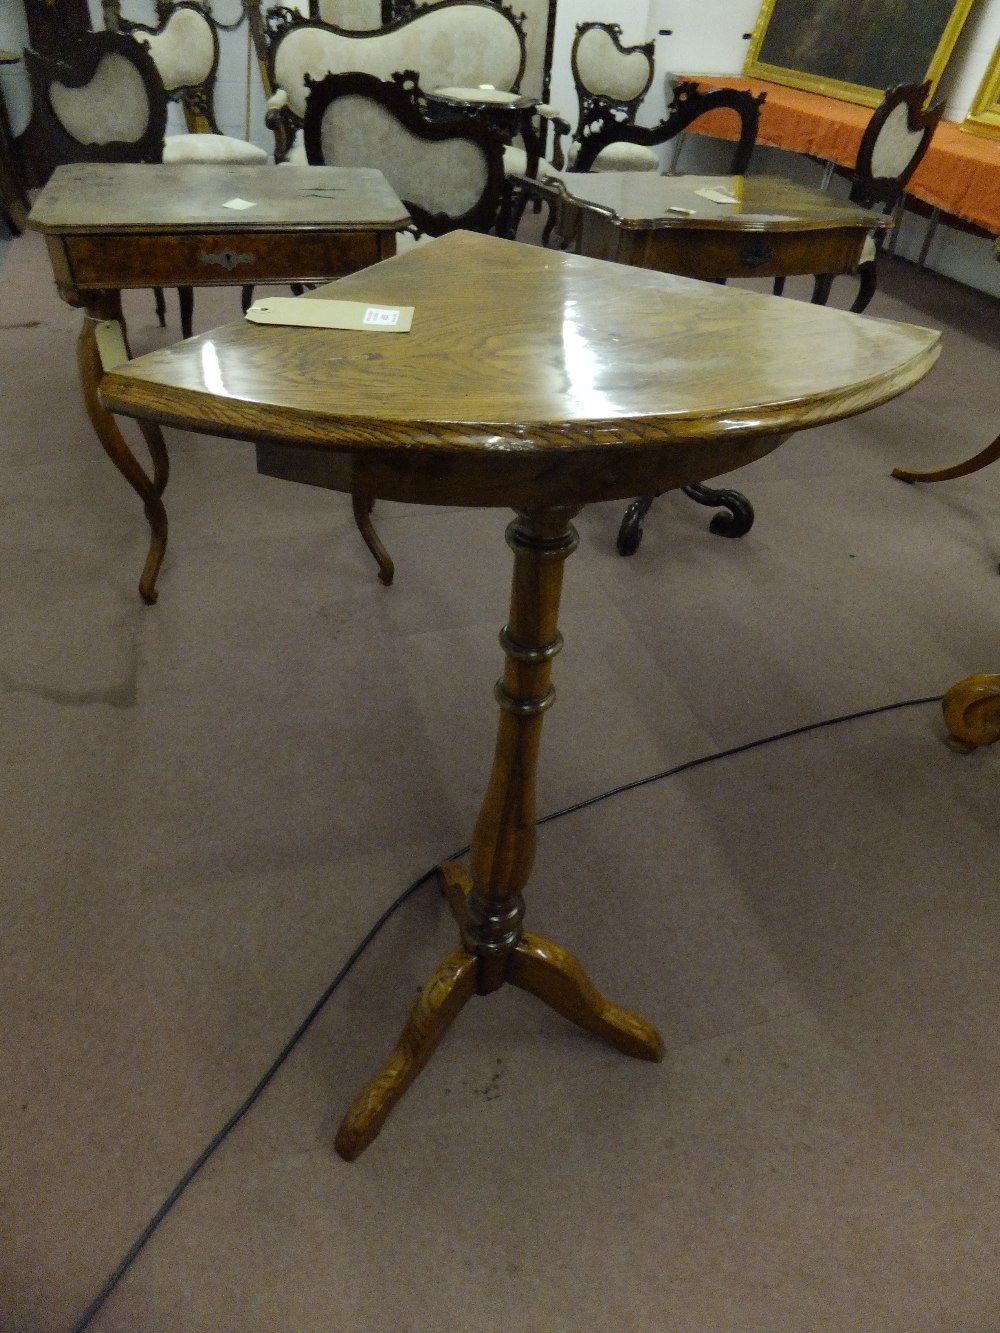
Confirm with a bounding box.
[20,28,167,183]
[566,21,657,172]
[119,1,267,337]
[303,68,505,238]
[801,82,944,313]
[566,81,765,556]
[302,68,507,583]
[573,77,764,175]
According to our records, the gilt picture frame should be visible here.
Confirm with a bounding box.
[962,38,1000,139]
[744,0,976,108]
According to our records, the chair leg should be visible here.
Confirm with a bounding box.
[153,286,166,327]
[177,286,194,339]
[616,495,657,556]
[850,260,877,313]
[772,276,786,297]
[811,274,835,305]
[241,284,254,313]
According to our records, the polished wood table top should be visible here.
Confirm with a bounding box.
[100,232,940,1160]
[102,230,939,504]
[28,162,410,237]
[29,162,410,604]
[548,171,883,234]
[546,171,884,285]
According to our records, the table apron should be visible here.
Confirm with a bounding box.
[53,229,392,291]
[578,215,870,281]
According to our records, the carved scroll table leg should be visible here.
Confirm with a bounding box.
[334,508,663,1159]
[79,292,169,604]
[892,432,1000,485]
[942,674,1000,752]
[351,493,394,586]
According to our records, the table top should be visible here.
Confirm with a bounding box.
[679,76,1000,236]
[27,163,410,236]
[550,173,884,234]
[99,230,940,509]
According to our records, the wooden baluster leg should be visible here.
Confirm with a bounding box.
[78,292,169,604]
[334,508,663,1160]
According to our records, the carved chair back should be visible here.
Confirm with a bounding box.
[572,80,764,175]
[22,28,167,179]
[263,1,527,162]
[851,81,943,213]
[302,69,505,236]
[570,21,654,145]
[312,0,390,29]
[120,0,222,135]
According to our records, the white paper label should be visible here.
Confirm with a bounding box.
[363,306,401,327]
[222,197,257,210]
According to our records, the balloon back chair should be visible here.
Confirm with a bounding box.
[302,68,506,584]
[120,1,268,336]
[567,21,657,173]
[805,81,944,313]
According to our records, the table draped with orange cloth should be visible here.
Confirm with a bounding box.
[679,75,1000,236]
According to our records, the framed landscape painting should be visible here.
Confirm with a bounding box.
[963,39,1000,138]
[744,0,976,107]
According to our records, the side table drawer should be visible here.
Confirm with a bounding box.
[65,229,389,288]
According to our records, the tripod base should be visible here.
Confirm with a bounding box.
[334,866,664,1161]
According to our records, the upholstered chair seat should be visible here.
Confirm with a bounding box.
[161,133,266,163]
[127,2,265,166]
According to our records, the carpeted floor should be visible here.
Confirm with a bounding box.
[2,213,1000,1332]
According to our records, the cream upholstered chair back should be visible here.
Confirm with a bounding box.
[572,21,654,121]
[23,28,168,176]
[314,0,386,30]
[851,82,943,212]
[302,70,505,237]
[122,2,267,165]
[265,1,526,161]
[567,21,657,173]
[124,1,219,132]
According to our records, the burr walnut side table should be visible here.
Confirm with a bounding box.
[28,162,410,603]
[544,170,887,552]
[99,232,939,1159]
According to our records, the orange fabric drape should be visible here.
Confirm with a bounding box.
[681,75,1000,235]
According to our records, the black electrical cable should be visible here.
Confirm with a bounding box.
[70,692,944,1331]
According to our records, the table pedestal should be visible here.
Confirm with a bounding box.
[334,507,664,1161]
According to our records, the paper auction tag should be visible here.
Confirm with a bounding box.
[222,197,257,210]
[245,297,414,333]
[695,187,740,204]
[95,318,129,372]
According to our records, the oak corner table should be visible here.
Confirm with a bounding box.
[98,231,939,1160]
[27,162,410,603]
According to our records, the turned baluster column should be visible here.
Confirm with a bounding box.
[461,506,580,992]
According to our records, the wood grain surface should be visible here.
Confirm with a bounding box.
[100,230,941,508]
